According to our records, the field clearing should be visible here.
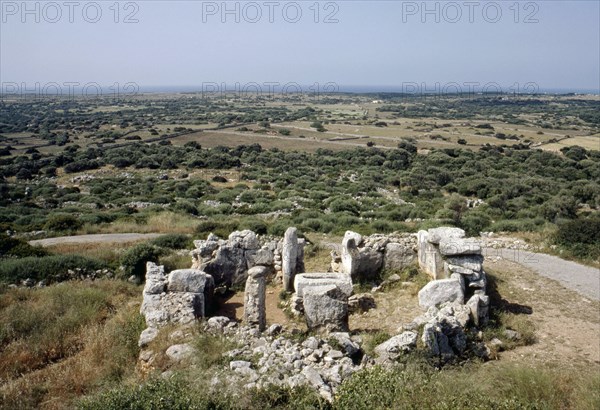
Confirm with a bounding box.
[171,130,367,152]
[542,136,600,151]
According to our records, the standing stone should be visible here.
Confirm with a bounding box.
[244,266,267,331]
[341,231,383,280]
[417,230,445,279]
[282,227,299,292]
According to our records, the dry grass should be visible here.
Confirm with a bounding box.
[80,212,200,235]
[46,241,144,265]
[0,280,144,409]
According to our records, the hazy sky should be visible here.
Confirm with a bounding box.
[1,1,599,92]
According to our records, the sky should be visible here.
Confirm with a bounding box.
[1,1,599,93]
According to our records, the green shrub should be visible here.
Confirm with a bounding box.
[194,220,239,238]
[334,363,577,410]
[0,254,106,283]
[149,234,192,250]
[78,376,215,410]
[45,213,83,232]
[0,234,49,258]
[120,243,162,280]
[239,219,268,235]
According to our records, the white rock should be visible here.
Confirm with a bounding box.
[418,278,464,308]
[138,327,159,347]
[165,343,195,362]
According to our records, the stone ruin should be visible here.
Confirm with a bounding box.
[417,227,489,326]
[135,226,503,401]
[140,228,489,360]
[331,231,417,281]
[291,273,354,332]
[190,228,305,288]
[139,263,215,347]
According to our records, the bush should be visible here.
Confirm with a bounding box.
[239,219,268,235]
[0,234,49,258]
[149,234,192,250]
[554,216,600,259]
[334,362,585,410]
[0,254,106,283]
[45,213,83,232]
[195,220,239,238]
[120,243,162,280]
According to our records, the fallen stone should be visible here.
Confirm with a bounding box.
[348,293,376,313]
[418,278,464,308]
[138,327,159,347]
[439,238,482,256]
[374,331,418,361]
[166,343,195,362]
[294,273,353,299]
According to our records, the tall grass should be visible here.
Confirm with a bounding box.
[80,212,200,235]
[0,280,144,409]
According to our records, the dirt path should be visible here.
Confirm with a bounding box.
[485,257,600,368]
[484,248,600,301]
[29,233,162,247]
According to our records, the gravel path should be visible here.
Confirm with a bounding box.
[484,248,600,301]
[29,233,163,247]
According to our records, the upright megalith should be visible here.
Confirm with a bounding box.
[282,227,299,291]
[244,266,267,331]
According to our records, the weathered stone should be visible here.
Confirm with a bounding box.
[244,266,267,331]
[166,343,195,362]
[168,269,210,293]
[329,332,360,357]
[207,316,231,330]
[202,243,247,286]
[383,242,416,272]
[144,262,167,294]
[439,238,482,256]
[282,227,299,291]
[374,331,418,361]
[417,230,445,279]
[303,285,349,332]
[138,327,159,347]
[302,366,325,389]
[266,323,283,336]
[341,231,382,280]
[427,227,465,244]
[141,264,214,328]
[418,278,464,308]
[294,273,353,299]
[445,255,483,272]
